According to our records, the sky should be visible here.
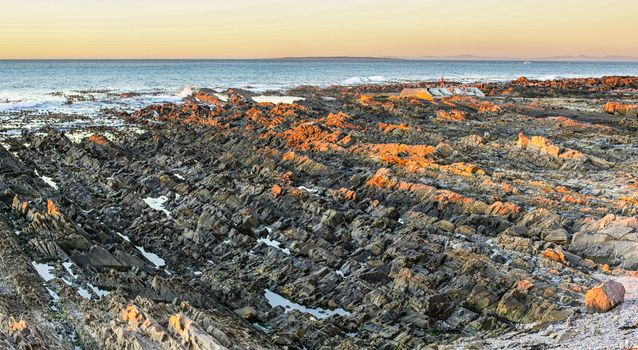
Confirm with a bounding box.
[1,0,637,59]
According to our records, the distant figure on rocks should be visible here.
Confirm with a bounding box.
[440,76,445,87]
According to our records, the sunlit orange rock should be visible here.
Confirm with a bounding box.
[281,122,347,151]
[399,88,434,101]
[527,135,560,157]
[367,168,397,189]
[361,143,437,170]
[282,151,296,162]
[435,109,467,122]
[10,320,27,332]
[543,248,566,264]
[270,103,306,119]
[12,194,30,216]
[515,76,531,85]
[357,94,375,106]
[324,112,356,129]
[122,305,146,328]
[271,184,283,198]
[168,313,222,348]
[516,133,530,149]
[87,134,110,145]
[517,279,535,291]
[487,201,520,217]
[450,96,502,113]
[47,199,62,216]
[600,264,612,274]
[122,304,169,342]
[379,123,411,133]
[517,133,584,159]
[332,187,358,201]
[246,107,276,128]
[603,102,638,117]
[194,90,223,105]
[443,162,485,177]
[227,89,249,106]
[585,280,625,313]
[289,187,305,198]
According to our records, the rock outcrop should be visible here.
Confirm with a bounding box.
[0,77,637,349]
[584,280,626,313]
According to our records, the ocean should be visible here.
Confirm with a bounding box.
[1,59,638,115]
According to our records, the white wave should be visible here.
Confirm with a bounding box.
[213,93,229,102]
[534,75,560,81]
[176,85,193,98]
[0,100,57,112]
[343,76,387,85]
[138,96,183,104]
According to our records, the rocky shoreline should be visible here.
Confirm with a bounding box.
[0,76,637,349]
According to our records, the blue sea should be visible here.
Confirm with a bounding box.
[1,59,638,114]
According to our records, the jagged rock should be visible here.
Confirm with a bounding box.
[2,77,635,349]
[584,280,625,313]
[570,215,638,269]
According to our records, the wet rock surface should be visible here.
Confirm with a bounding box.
[0,78,637,349]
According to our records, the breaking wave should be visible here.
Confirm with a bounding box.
[342,76,387,85]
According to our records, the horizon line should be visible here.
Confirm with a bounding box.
[2,55,638,62]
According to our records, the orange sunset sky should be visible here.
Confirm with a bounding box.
[1,0,637,59]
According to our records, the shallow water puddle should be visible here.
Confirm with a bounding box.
[62,262,77,278]
[143,196,170,216]
[65,130,114,144]
[257,236,291,255]
[264,289,350,319]
[115,231,168,271]
[115,231,130,242]
[76,286,92,299]
[63,261,110,299]
[297,186,320,194]
[46,287,60,301]
[136,245,167,268]
[32,261,56,282]
[41,176,59,190]
[88,283,110,298]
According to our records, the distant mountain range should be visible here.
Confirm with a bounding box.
[271,55,638,62]
[401,54,638,62]
[274,56,401,61]
[538,55,638,62]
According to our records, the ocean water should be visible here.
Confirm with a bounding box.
[1,59,637,115]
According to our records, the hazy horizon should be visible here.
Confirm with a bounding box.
[2,0,637,59]
[1,55,638,61]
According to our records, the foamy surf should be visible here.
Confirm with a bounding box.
[342,76,387,85]
[176,85,193,98]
